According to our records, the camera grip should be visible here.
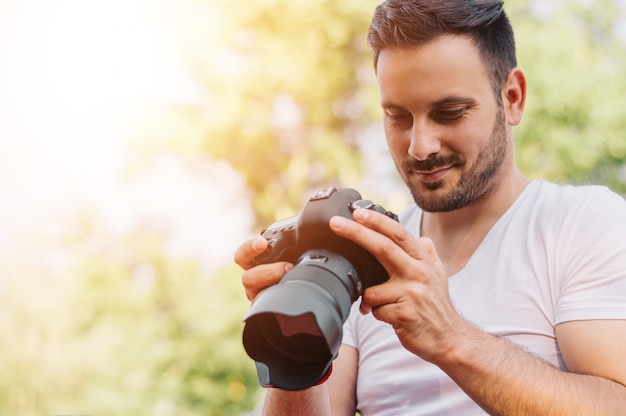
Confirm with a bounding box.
[252,215,299,265]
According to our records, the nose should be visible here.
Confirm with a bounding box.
[408,120,441,161]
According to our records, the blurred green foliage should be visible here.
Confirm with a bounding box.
[509,0,626,192]
[0,227,260,415]
[176,0,381,224]
[1,0,625,415]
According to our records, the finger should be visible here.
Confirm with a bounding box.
[414,236,447,278]
[242,262,294,301]
[338,209,428,264]
[329,213,415,274]
[234,237,268,270]
[359,278,405,314]
[418,236,435,257]
[353,209,429,260]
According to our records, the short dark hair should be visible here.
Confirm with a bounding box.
[368,0,517,98]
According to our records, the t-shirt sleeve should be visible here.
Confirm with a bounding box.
[555,188,626,324]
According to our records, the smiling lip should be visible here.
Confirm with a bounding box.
[412,166,453,184]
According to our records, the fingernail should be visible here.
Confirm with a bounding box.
[330,216,346,229]
[284,263,294,273]
[353,208,368,220]
[252,237,264,251]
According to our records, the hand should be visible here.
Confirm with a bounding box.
[329,209,467,363]
[233,237,294,301]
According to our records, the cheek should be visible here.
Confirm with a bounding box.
[446,121,490,155]
[384,128,410,156]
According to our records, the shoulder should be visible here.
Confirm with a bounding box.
[523,180,626,226]
[529,180,624,206]
[527,181,626,285]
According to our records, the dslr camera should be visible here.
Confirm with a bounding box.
[242,187,398,390]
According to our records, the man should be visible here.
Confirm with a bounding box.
[235,1,626,414]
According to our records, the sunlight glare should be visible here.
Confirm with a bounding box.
[0,0,251,270]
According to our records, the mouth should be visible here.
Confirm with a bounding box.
[410,166,453,184]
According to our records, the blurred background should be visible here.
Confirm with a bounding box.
[0,0,625,414]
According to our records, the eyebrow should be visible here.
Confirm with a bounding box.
[430,96,478,108]
[381,96,478,111]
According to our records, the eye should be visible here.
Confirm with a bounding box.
[435,107,468,122]
[384,109,412,127]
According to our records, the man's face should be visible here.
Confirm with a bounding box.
[377,36,511,212]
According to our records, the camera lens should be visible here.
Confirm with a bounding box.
[242,250,359,390]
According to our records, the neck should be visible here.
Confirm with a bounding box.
[420,167,529,276]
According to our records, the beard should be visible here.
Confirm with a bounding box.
[401,106,509,213]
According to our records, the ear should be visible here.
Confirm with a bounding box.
[502,68,526,127]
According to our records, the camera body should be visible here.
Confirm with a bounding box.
[243,187,398,390]
[253,187,397,290]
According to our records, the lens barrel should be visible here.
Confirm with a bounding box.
[242,249,359,390]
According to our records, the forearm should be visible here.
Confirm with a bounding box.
[439,325,626,415]
[262,384,332,416]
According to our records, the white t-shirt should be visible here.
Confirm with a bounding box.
[342,180,626,415]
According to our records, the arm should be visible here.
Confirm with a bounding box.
[234,238,358,416]
[262,384,331,416]
[436,318,626,415]
[262,345,358,416]
[329,209,626,415]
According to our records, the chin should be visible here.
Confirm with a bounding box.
[407,181,474,213]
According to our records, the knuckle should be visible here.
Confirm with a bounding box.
[393,227,412,245]
[233,248,246,268]
[241,263,286,292]
[377,237,396,257]
[417,236,435,251]
[405,283,425,299]
[241,270,256,290]
[363,286,379,304]
[394,307,412,325]
[234,240,257,269]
